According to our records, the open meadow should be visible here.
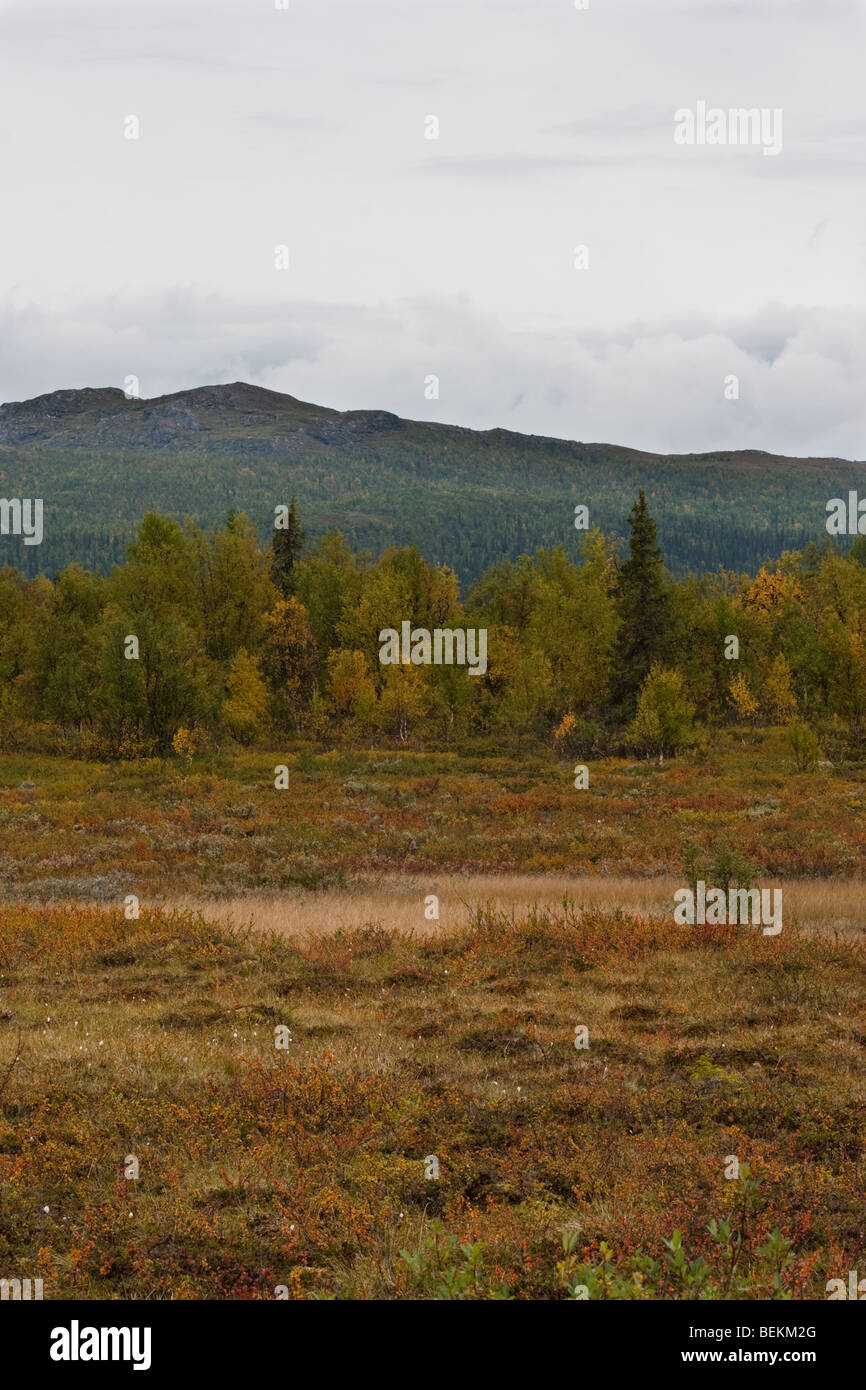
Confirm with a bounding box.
[0,734,863,1299]
[2,730,866,898]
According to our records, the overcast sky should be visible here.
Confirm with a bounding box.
[0,0,863,456]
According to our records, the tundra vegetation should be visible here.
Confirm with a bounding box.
[0,898,861,1299]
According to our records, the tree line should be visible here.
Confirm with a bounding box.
[0,493,863,761]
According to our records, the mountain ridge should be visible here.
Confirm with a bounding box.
[0,381,857,469]
[0,381,863,584]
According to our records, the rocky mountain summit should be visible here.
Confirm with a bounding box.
[0,382,404,451]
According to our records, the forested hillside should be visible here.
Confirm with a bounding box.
[0,382,862,582]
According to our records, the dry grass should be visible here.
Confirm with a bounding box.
[168,874,866,941]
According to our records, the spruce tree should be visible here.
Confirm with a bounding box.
[272,497,306,596]
[614,490,669,712]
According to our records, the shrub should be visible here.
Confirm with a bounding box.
[785,720,820,772]
[553,713,606,759]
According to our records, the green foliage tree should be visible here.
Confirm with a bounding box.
[109,513,199,626]
[0,566,31,688]
[271,497,306,597]
[4,505,866,754]
[292,532,363,674]
[27,565,104,731]
[222,648,269,744]
[376,664,430,743]
[628,663,695,760]
[528,538,618,715]
[97,607,204,753]
[614,492,670,713]
[338,545,460,678]
[264,596,319,728]
[324,648,377,735]
[763,652,797,724]
[190,512,273,664]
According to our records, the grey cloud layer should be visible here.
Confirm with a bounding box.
[1,291,861,460]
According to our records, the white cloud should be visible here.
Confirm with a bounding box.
[0,0,862,456]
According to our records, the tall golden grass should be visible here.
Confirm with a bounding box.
[167,874,866,940]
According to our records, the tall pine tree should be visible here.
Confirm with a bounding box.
[613,490,669,713]
[272,497,306,596]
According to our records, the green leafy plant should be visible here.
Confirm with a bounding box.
[556,1165,794,1301]
[399,1221,513,1300]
